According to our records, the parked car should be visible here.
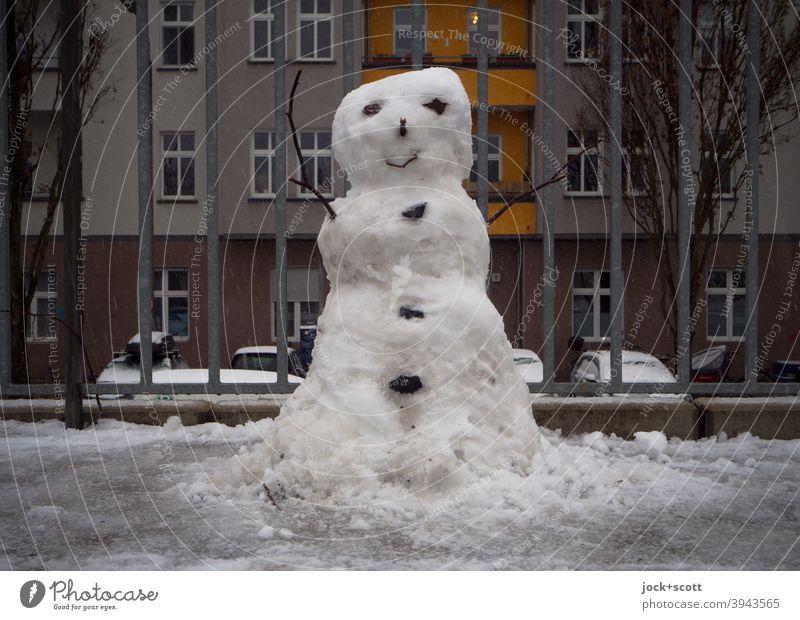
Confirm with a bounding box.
[96,332,189,387]
[571,350,677,384]
[691,345,730,382]
[512,349,544,383]
[230,346,307,378]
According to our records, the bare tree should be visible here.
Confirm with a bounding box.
[6,0,112,381]
[577,1,800,345]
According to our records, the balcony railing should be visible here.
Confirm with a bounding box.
[362,54,534,69]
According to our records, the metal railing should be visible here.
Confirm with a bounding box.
[1,0,798,401]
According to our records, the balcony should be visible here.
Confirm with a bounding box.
[362,54,534,69]
[464,179,534,200]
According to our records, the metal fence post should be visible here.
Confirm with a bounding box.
[0,0,10,389]
[205,0,220,389]
[274,0,288,389]
[343,0,354,94]
[477,0,489,221]
[136,0,153,386]
[745,0,760,383]
[609,0,622,392]
[677,0,693,387]
[411,0,423,70]
[541,0,555,387]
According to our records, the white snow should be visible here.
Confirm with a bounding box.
[1,417,797,569]
[260,68,541,503]
[633,431,669,459]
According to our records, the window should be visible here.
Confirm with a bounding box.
[470,135,502,182]
[154,269,189,339]
[467,7,502,57]
[298,0,332,60]
[566,129,600,194]
[162,132,195,198]
[706,269,746,340]
[698,3,722,68]
[623,147,647,195]
[702,129,735,198]
[25,268,57,341]
[572,270,613,340]
[566,0,599,61]
[252,0,277,60]
[297,131,333,197]
[393,6,427,57]
[271,268,322,341]
[162,2,195,67]
[252,131,277,197]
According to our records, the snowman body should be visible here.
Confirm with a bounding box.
[264,68,540,500]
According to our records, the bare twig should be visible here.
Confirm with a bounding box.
[262,483,282,510]
[485,140,600,226]
[286,70,337,219]
[386,154,418,168]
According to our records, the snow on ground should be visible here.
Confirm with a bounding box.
[0,416,798,570]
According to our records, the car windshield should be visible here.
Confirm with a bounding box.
[514,358,537,365]
[232,353,278,372]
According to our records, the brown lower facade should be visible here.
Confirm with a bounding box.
[18,235,800,384]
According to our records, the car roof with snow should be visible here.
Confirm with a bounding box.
[512,349,541,361]
[233,346,296,355]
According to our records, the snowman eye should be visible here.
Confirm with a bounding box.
[363,103,382,116]
[423,98,448,115]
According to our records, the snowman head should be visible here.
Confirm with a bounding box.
[332,68,473,188]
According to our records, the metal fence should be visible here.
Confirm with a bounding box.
[1,0,798,400]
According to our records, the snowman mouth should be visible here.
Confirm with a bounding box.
[386,154,419,169]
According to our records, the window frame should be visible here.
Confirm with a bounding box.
[297,0,334,61]
[466,6,502,57]
[706,268,746,342]
[270,267,323,342]
[251,0,277,62]
[565,129,602,196]
[251,130,277,198]
[393,6,428,57]
[153,268,190,340]
[571,269,617,342]
[470,134,503,183]
[297,130,334,198]
[161,1,196,68]
[161,131,196,199]
[25,268,57,342]
[565,0,601,63]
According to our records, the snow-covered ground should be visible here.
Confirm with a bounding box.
[1,417,797,570]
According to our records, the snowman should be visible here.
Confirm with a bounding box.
[262,68,541,502]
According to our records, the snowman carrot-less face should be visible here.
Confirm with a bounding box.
[332,68,474,187]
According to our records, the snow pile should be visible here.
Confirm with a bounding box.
[247,68,541,503]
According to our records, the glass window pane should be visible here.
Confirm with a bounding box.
[254,132,271,150]
[180,132,194,151]
[180,157,195,195]
[168,270,188,291]
[300,20,314,56]
[395,7,412,23]
[732,295,746,337]
[179,28,194,64]
[164,5,178,21]
[300,0,314,13]
[318,131,331,149]
[317,0,331,13]
[707,295,727,338]
[599,272,610,289]
[573,271,594,289]
[488,160,500,182]
[567,130,580,148]
[154,270,163,291]
[253,21,270,58]
[300,132,315,150]
[164,157,178,195]
[163,28,179,65]
[567,156,581,191]
[254,156,271,194]
[318,156,332,186]
[254,0,270,13]
[317,20,331,57]
[599,295,611,336]
[168,298,189,337]
[566,22,581,58]
[163,133,177,151]
[180,4,193,21]
[574,296,594,337]
[584,154,599,191]
[708,270,727,288]
[153,297,164,331]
